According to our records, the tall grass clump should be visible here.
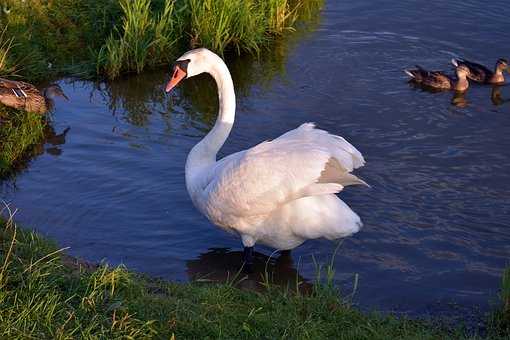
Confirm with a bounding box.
[187,0,267,55]
[97,0,182,79]
[186,0,316,55]
[262,0,299,34]
[0,108,45,176]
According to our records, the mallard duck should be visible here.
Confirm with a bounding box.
[404,65,471,92]
[0,78,68,114]
[451,58,509,84]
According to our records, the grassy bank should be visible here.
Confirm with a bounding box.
[0,0,321,174]
[0,107,46,177]
[1,0,323,81]
[1,213,509,339]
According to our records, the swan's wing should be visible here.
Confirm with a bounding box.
[203,123,366,217]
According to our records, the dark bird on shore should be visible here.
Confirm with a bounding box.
[451,58,509,84]
[0,78,68,114]
[404,65,471,92]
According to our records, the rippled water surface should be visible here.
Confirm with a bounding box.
[2,0,510,319]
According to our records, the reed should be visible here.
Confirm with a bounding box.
[97,0,182,79]
[187,0,267,55]
[263,0,299,34]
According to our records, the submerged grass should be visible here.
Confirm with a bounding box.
[1,209,507,339]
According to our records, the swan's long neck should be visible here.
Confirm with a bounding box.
[185,57,236,183]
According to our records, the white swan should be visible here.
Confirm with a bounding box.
[165,48,368,266]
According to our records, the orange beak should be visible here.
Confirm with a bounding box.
[165,65,187,92]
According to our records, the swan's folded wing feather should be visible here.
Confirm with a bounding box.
[202,123,366,217]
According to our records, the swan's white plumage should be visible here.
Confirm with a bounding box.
[201,122,364,216]
[173,48,367,250]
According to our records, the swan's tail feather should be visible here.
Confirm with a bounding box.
[337,173,370,187]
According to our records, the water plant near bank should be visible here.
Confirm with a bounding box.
[97,0,183,79]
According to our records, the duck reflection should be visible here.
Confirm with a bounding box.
[451,91,468,108]
[186,248,312,293]
[407,81,470,108]
[44,126,70,156]
[1,124,70,182]
[491,85,509,106]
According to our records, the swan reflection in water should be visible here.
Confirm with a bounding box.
[186,248,312,293]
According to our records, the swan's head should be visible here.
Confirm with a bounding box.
[165,48,222,92]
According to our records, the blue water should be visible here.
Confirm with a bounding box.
[2,0,510,321]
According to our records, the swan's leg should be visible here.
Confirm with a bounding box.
[243,246,254,272]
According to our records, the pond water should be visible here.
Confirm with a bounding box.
[2,0,510,321]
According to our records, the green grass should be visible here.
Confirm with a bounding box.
[2,211,507,339]
[1,0,122,80]
[96,0,183,79]
[488,267,510,338]
[0,26,18,78]
[0,0,323,81]
[0,107,46,177]
[187,0,267,55]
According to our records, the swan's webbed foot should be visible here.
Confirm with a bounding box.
[242,246,254,273]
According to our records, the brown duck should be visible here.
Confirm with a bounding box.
[404,65,471,92]
[0,78,68,114]
[451,58,509,84]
